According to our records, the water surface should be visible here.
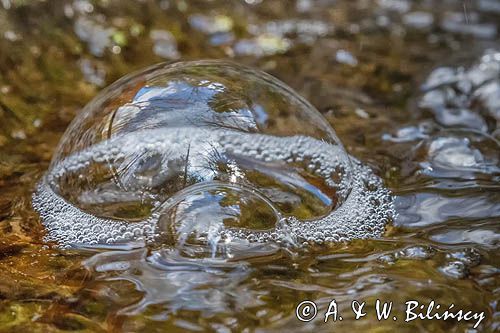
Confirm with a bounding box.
[0,0,498,332]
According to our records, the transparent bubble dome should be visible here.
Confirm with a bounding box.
[33,60,394,249]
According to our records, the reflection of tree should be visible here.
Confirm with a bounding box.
[109,64,317,139]
[113,78,258,133]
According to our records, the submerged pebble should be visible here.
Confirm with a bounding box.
[335,49,358,66]
[439,260,469,279]
[74,16,115,57]
[441,12,497,39]
[428,137,485,169]
[418,131,500,180]
[386,50,500,189]
[420,49,500,127]
[78,58,106,87]
[149,29,180,60]
[402,11,434,30]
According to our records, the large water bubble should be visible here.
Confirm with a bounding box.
[32,60,393,250]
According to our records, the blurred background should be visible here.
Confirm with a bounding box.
[0,0,499,332]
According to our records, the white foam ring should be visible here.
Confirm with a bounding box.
[32,128,394,248]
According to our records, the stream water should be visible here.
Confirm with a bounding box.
[0,1,498,332]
